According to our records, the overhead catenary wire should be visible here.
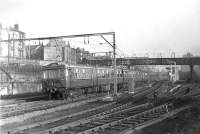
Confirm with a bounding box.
[0,32,115,42]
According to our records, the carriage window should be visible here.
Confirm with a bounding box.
[43,72,47,79]
[106,70,108,77]
[82,69,85,73]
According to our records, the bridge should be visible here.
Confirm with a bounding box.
[117,57,200,66]
[85,57,200,66]
[1,56,200,66]
[86,57,200,82]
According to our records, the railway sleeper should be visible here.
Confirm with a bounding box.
[121,121,137,126]
[112,116,125,120]
[134,118,146,124]
[100,118,117,123]
[139,117,153,122]
[159,110,167,114]
[85,124,98,130]
[150,109,166,115]
[103,127,125,133]
[95,130,108,134]
[109,117,123,121]
[126,110,143,115]
[106,127,123,131]
[118,114,129,118]
[141,112,162,118]
[107,108,140,118]
[152,110,166,116]
[127,118,143,124]
[88,122,102,127]
[142,114,160,119]
[113,124,129,129]
[97,124,128,134]
[72,126,90,132]
[92,121,108,125]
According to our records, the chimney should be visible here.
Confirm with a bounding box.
[14,24,19,30]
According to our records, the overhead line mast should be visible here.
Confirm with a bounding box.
[0,32,114,42]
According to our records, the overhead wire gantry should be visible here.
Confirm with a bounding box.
[0,32,118,95]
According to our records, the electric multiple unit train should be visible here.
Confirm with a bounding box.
[42,63,148,99]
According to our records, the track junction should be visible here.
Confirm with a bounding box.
[0,81,200,134]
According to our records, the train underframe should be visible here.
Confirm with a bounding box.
[42,79,129,100]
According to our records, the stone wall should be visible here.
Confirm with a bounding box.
[12,82,42,94]
[0,63,43,95]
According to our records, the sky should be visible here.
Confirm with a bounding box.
[1,0,200,57]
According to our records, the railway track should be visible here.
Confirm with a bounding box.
[13,100,143,134]
[93,104,190,134]
[0,100,51,113]
[0,93,110,119]
[0,100,69,119]
[0,95,49,113]
[0,95,112,126]
[20,83,164,134]
[62,103,191,134]
[60,102,155,134]
[0,81,159,117]
[1,82,165,134]
[0,99,26,107]
[3,101,116,133]
[1,83,158,121]
[53,83,198,134]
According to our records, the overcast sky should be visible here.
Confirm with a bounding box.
[1,0,200,57]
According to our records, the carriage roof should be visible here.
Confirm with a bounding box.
[43,62,127,71]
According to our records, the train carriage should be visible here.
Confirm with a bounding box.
[42,63,147,99]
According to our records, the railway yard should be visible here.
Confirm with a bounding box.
[2,1,200,133]
[1,26,200,134]
[1,81,200,134]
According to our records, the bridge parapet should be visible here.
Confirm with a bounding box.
[117,57,200,65]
